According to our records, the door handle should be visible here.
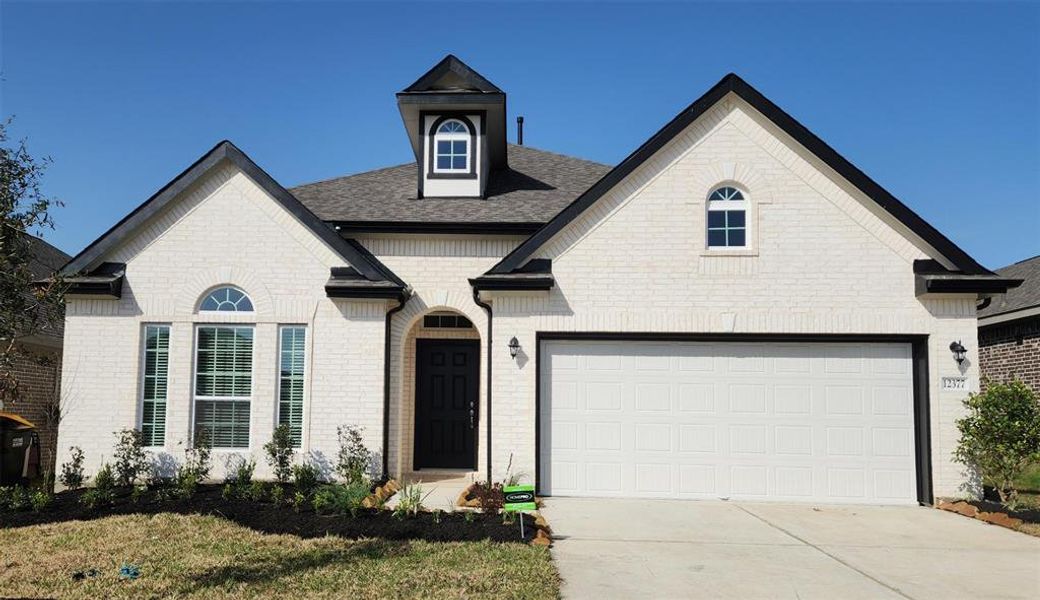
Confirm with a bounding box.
[469,402,476,429]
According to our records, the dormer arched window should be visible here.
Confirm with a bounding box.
[199,286,254,312]
[433,119,471,173]
[706,186,748,248]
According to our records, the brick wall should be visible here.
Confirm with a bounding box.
[978,316,1040,393]
[4,343,62,476]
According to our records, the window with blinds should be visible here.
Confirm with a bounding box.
[141,325,170,447]
[278,326,306,447]
[194,326,253,448]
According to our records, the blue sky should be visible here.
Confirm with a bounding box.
[2,1,1037,269]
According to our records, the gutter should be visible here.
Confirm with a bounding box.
[471,287,493,483]
[382,295,411,479]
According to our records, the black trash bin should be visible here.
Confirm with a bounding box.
[0,412,40,486]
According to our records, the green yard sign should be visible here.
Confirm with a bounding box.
[503,484,536,512]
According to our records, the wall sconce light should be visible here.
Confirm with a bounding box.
[949,340,967,365]
[508,336,520,359]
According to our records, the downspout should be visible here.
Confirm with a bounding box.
[472,287,493,483]
[382,293,410,479]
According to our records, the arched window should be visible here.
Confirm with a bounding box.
[706,186,747,248]
[433,119,470,172]
[199,286,254,312]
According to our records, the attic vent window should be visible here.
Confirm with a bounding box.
[199,286,254,312]
[434,119,470,172]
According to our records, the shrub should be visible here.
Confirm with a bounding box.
[264,425,295,483]
[130,484,147,504]
[93,463,116,497]
[291,491,306,512]
[246,480,267,503]
[179,432,212,488]
[226,457,255,486]
[222,484,234,501]
[0,486,30,512]
[393,483,431,519]
[79,489,102,510]
[310,482,369,516]
[59,446,85,489]
[29,490,52,512]
[269,484,285,505]
[113,429,150,487]
[292,463,322,496]
[335,425,371,485]
[954,379,1040,508]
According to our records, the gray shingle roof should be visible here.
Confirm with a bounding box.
[24,233,71,342]
[978,255,1040,319]
[289,144,611,224]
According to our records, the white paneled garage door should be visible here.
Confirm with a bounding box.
[539,340,918,504]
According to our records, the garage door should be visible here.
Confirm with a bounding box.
[539,340,918,504]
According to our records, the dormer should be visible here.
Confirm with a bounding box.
[396,55,507,198]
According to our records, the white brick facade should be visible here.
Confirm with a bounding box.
[59,93,980,500]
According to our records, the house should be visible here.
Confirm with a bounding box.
[2,233,70,476]
[55,55,1020,504]
[978,255,1039,392]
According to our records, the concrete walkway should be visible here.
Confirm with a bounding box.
[542,497,1040,600]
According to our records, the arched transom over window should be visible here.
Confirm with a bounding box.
[199,287,254,312]
[707,186,748,248]
[434,119,470,172]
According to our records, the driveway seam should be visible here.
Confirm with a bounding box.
[734,504,917,600]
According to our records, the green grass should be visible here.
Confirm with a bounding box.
[1015,462,1040,493]
[0,513,559,599]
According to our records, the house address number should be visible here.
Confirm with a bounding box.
[941,377,968,391]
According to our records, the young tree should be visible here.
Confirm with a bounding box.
[0,119,66,407]
[954,380,1040,508]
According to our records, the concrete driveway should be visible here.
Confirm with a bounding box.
[542,498,1040,599]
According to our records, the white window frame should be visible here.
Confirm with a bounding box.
[706,185,750,250]
[191,324,255,451]
[432,119,471,173]
[198,286,255,313]
[277,324,307,449]
[138,323,171,449]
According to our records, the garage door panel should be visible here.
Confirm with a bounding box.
[540,340,917,504]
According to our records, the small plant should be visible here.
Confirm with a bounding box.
[59,446,86,490]
[269,483,285,505]
[264,425,295,483]
[502,510,517,525]
[292,463,322,496]
[225,457,256,486]
[28,489,51,513]
[463,510,475,523]
[433,508,443,524]
[246,480,267,502]
[181,432,212,486]
[1,486,30,511]
[173,468,197,499]
[291,490,306,512]
[393,482,432,519]
[312,486,336,513]
[79,489,101,510]
[93,463,116,497]
[335,425,371,485]
[954,379,1040,509]
[113,429,150,487]
[222,484,234,501]
[130,484,147,504]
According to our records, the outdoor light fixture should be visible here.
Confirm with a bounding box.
[949,340,967,365]
[508,336,520,359]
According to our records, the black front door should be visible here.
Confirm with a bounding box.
[414,339,479,470]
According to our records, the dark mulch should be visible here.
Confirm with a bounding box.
[0,484,536,544]
[970,486,1040,524]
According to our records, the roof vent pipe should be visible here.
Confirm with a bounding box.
[517,116,524,145]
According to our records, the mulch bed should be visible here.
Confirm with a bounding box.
[0,484,537,544]
[937,486,1040,531]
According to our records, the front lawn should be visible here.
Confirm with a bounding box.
[0,513,559,599]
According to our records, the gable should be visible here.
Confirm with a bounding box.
[61,141,404,289]
[488,74,994,278]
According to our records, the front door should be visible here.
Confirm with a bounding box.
[414,339,479,469]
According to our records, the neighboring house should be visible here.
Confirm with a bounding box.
[56,55,1020,505]
[978,255,1040,392]
[2,233,71,476]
